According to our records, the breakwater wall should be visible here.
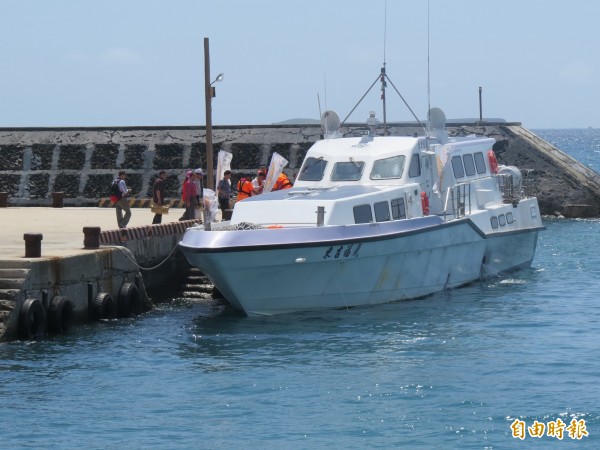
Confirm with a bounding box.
[1,122,600,216]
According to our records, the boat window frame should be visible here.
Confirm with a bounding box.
[506,212,514,224]
[391,197,406,220]
[374,201,391,222]
[408,154,421,178]
[498,214,507,227]
[297,157,328,182]
[451,155,465,179]
[474,152,486,174]
[331,160,365,181]
[353,204,373,224]
[370,155,406,180]
[490,216,499,229]
[463,154,476,177]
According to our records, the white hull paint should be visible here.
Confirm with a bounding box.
[180,218,540,316]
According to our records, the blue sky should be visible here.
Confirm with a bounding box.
[0,0,597,129]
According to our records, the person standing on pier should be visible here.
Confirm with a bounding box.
[179,170,198,221]
[152,171,167,224]
[113,171,131,228]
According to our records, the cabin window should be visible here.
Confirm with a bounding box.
[498,214,506,226]
[371,155,405,179]
[451,155,465,179]
[506,212,514,224]
[463,154,476,176]
[474,152,486,174]
[408,154,421,178]
[353,204,373,224]
[298,157,327,181]
[374,201,390,222]
[391,198,406,219]
[331,161,365,181]
[490,216,499,229]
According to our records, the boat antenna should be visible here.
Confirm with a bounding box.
[381,0,388,135]
[426,0,431,133]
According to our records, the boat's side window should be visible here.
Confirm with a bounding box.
[331,161,365,181]
[298,157,327,181]
[490,216,499,229]
[506,212,514,224]
[451,155,465,179]
[498,214,506,226]
[374,201,390,222]
[391,198,406,220]
[371,155,405,179]
[408,154,421,178]
[353,204,373,224]
[463,154,476,176]
[474,152,486,174]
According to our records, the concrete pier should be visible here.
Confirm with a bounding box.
[0,206,200,340]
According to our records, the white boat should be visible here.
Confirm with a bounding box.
[179,105,544,316]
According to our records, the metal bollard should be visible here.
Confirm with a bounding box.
[0,192,8,208]
[24,233,43,258]
[83,226,101,249]
[52,192,64,208]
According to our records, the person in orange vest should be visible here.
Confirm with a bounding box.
[272,172,293,191]
[236,177,256,202]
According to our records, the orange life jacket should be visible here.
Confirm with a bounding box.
[236,178,253,201]
[273,173,293,191]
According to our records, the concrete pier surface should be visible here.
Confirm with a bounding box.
[1,206,186,259]
[0,205,203,340]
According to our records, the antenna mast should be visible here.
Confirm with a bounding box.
[381,0,388,135]
[426,0,431,132]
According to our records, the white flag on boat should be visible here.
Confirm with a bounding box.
[263,152,289,193]
[433,144,455,192]
[216,151,233,189]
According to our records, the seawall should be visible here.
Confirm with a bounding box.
[1,122,600,216]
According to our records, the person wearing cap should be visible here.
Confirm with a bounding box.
[114,170,131,228]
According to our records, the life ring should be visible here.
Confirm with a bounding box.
[488,150,499,174]
[118,283,140,317]
[421,191,430,216]
[47,296,73,334]
[93,292,115,321]
[18,298,46,340]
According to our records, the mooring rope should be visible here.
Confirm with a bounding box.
[115,236,184,271]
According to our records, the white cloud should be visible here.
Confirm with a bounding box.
[559,61,594,85]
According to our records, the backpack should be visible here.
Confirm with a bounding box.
[109,180,122,202]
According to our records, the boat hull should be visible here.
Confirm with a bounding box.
[179,217,541,315]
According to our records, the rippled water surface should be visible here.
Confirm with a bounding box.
[1,130,599,449]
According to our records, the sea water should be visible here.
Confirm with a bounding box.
[1,129,599,449]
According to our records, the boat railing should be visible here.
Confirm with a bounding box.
[442,183,472,220]
[498,169,537,204]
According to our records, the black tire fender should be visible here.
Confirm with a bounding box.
[48,296,73,334]
[94,292,115,321]
[18,298,47,340]
[118,283,139,318]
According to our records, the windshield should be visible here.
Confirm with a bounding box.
[298,157,327,181]
[370,155,406,180]
[331,161,365,181]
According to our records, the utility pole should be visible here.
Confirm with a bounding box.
[204,37,214,189]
